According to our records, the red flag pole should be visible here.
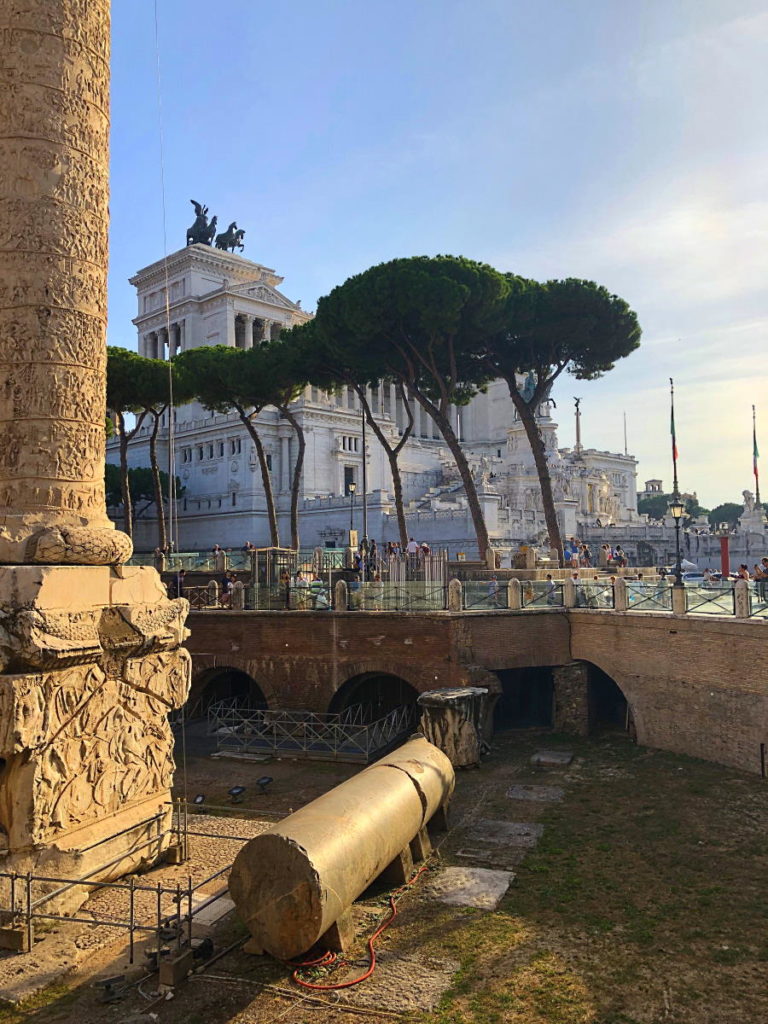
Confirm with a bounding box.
[670,378,680,497]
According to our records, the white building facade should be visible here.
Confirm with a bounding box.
[109,246,641,557]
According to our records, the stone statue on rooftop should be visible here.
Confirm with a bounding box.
[215,221,246,253]
[186,199,218,246]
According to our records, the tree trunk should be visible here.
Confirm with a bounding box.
[148,409,167,551]
[279,405,305,551]
[117,413,132,539]
[410,389,490,561]
[236,407,280,547]
[355,384,413,550]
[506,382,564,566]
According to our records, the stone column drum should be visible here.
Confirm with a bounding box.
[0,0,190,903]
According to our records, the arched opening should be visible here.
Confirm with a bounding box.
[493,667,554,729]
[587,664,629,730]
[329,672,418,723]
[194,667,267,715]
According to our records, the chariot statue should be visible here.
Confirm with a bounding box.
[215,221,246,253]
[186,200,217,246]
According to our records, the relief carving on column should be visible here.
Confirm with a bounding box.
[0,0,131,565]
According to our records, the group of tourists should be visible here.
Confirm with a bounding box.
[563,538,629,568]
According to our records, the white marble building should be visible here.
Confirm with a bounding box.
[108,245,641,556]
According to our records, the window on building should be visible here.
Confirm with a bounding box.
[230,438,241,455]
[497,449,502,458]
[197,446,204,460]
[266,453,272,471]
[183,498,187,511]
[207,444,214,459]
[344,466,355,495]
[232,492,237,506]
[218,442,224,457]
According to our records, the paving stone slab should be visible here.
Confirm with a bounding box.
[506,784,565,802]
[426,866,513,910]
[454,847,521,871]
[530,749,574,766]
[336,951,459,1012]
[473,820,545,846]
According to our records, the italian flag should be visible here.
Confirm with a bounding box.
[671,406,678,463]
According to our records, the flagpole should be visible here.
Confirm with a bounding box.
[670,378,680,497]
[669,378,684,589]
[753,405,761,506]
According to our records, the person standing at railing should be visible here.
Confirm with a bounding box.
[488,575,500,608]
[175,568,186,599]
[370,572,384,611]
[546,574,557,605]
[755,558,768,602]
[348,572,362,610]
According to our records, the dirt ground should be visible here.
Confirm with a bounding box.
[2,729,768,1024]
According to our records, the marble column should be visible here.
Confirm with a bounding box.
[242,313,254,350]
[0,0,133,566]
[262,319,272,345]
[0,0,190,904]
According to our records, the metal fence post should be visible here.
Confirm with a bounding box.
[129,877,135,964]
[25,873,32,952]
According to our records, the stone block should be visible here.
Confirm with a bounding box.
[506,784,565,802]
[158,948,195,988]
[530,749,574,766]
[426,866,513,910]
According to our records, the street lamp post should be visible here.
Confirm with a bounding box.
[348,481,356,533]
[668,495,686,587]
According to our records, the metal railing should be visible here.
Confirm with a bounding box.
[208,701,417,762]
[178,574,766,623]
[0,801,254,961]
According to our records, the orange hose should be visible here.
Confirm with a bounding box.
[291,865,428,991]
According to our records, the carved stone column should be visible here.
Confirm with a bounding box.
[0,0,131,566]
[0,0,190,908]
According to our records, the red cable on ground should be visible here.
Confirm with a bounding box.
[291,865,429,991]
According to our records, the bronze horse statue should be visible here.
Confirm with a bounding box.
[186,200,217,246]
[215,221,245,253]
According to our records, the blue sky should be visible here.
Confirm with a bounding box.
[109,0,768,509]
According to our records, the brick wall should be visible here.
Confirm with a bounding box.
[568,610,768,775]
[185,608,768,775]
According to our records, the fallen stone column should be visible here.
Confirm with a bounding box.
[229,736,454,960]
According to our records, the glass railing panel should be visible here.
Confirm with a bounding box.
[686,582,735,616]
[626,580,673,612]
[521,580,564,608]
[463,580,509,610]
[574,580,615,609]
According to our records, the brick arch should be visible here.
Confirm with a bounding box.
[570,657,641,739]
[188,654,278,713]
